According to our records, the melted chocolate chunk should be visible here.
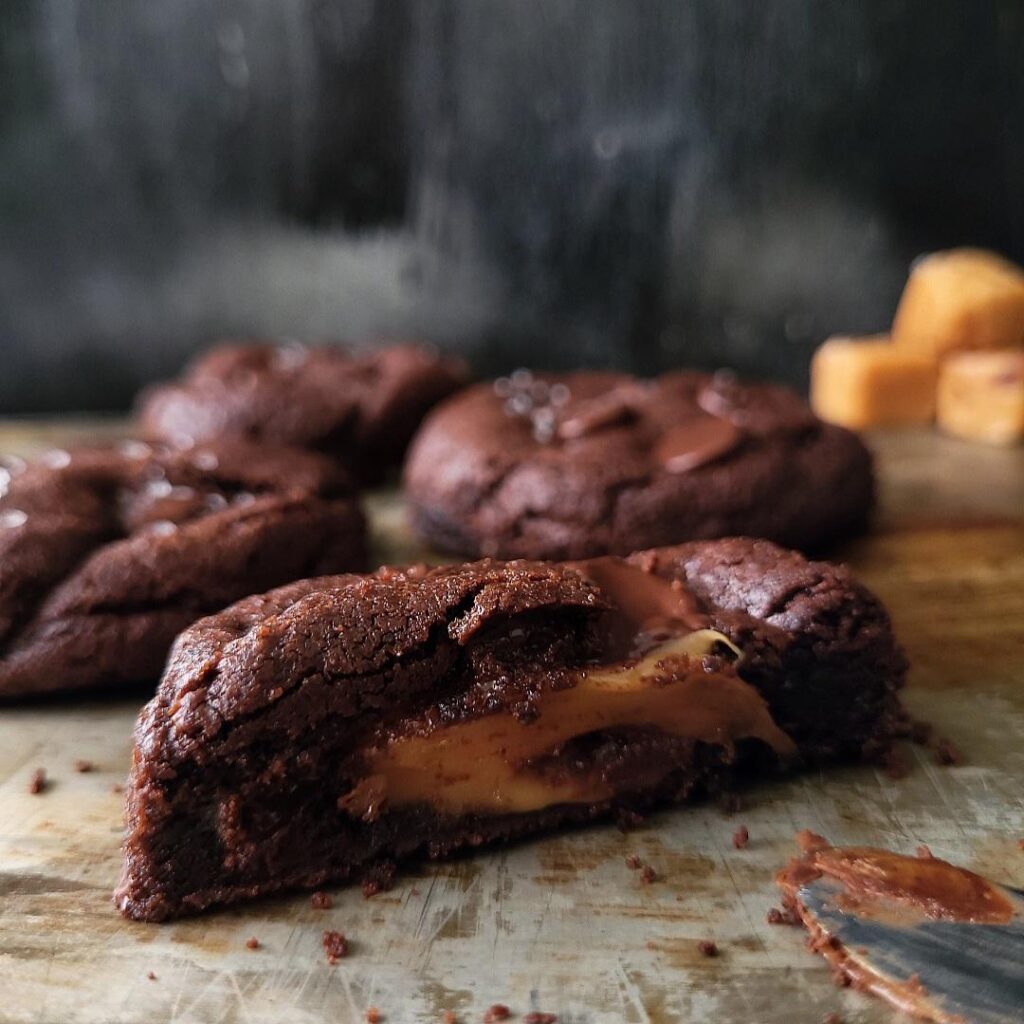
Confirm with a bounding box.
[655,415,744,473]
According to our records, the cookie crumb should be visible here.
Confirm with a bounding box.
[245,937,260,950]
[934,737,964,766]
[639,864,657,885]
[766,905,801,926]
[366,1008,382,1023]
[732,825,749,849]
[73,759,94,773]
[916,845,934,859]
[625,853,642,870]
[361,861,396,898]
[28,768,47,794]
[111,783,124,794]
[698,939,719,957]
[523,1014,557,1024]
[310,891,332,910]
[322,930,349,963]
[483,1005,511,1022]
[147,971,157,981]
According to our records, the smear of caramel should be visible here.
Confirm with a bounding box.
[780,841,1015,926]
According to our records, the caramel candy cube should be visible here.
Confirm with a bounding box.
[811,334,937,429]
[936,350,1024,445]
[892,248,1024,358]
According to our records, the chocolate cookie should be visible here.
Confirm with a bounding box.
[0,440,366,699]
[116,538,905,921]
[137,341,470,482]
[403,369,874,559]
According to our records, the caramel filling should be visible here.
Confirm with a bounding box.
[340,631,795,819]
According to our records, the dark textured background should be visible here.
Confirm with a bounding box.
[2,0,1022,413]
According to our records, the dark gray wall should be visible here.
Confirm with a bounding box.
[2,0,1022,412]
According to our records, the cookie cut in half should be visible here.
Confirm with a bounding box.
[116,538,906,921]
[138,341,469,483]
[403,369,874,559]
[0,440,366,699]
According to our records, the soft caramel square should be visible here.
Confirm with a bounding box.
[936,350,1024,445]
[892,248,1024,358]
[811,334,937,429]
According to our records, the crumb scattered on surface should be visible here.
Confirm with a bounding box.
[766,905,801,926]
[698,940,719,957]
[916,845,934,859]
[639,864,657,885]
[111,783,124,794]
[73,759,94,773]
[322,930,349,963]
[361,861,396,898]
[442,1011,457,1024]
[366,1008,382,1023]
[147,971,157,981]
[245,937,260,950]
[483,1005,511,1022]
[310,891,332,910]
[523,1014,557,1024]
[732,825,749,849]
[28,768,47,794]
[934,737,964,766]
[625,853,642,870]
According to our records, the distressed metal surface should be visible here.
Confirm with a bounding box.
[1,426,1023,1024]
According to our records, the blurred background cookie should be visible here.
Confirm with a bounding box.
[137,341,469,482]
[404,369,872,559]
[0,440,366,699]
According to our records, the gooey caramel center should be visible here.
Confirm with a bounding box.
[340,630,795,818]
